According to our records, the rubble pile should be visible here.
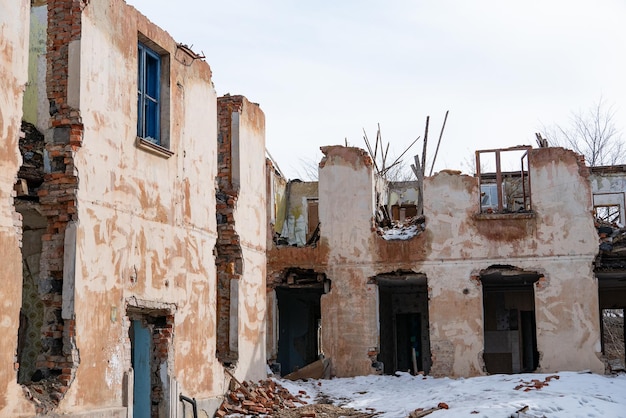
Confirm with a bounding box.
[377,215,425,241]
[596,219,626,270]
[216,378,307,417]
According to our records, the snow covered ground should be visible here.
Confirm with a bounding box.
[278,371,626,418]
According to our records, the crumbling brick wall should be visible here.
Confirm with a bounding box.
[29,0,87,408]
[215,95,245,364]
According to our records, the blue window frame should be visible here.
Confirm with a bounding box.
[137,43,161,145]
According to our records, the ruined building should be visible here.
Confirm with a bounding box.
[2,0,625,416]
[2,0,267,416]
[267,145,626,378]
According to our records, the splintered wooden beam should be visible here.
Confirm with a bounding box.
[411,154,424,216]
[429,110,449,176]
[421,116,429,176]
[14,178,28,196]
[362,128,380,174]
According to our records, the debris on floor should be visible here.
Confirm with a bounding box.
[513,375,559,391]
[273,404,378,418]
[595,218,626,272]
[216,378,306,417]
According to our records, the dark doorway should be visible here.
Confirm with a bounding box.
[597,273,626,372]
[481,266,540,374]
[276,287,323,376]
[377,274,430,375]
[395,313,422,373]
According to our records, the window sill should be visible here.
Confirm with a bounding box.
[136,137,174,159]
[474,212,535,221]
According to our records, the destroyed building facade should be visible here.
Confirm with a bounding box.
[2,0,267,416]
[267,145,626,378]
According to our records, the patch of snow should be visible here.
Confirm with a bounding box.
[278,371,626,418]
[381,224,420,240]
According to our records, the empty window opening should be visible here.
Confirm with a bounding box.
[598,275,626,373]
[376,273,431,375]
[128,310,174,418]
[275,269,325,376]
[475,147,532,214]
[480,266,540,374]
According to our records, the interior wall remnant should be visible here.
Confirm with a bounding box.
[480,266,540,374]
[14,119,47,386]
[377,274,431,375]
[16,204,47,385]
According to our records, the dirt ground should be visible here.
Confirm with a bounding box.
[274,403,378,418]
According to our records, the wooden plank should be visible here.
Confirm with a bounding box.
[14,178,28,196]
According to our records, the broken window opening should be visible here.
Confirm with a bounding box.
[127,308,174,418]
[475,147,532,214]
[274,269,326,376]
[480,266,540,374]
[274,181,321,248]
[376,183,426,241]
[375,272,431,375]
[595,205,622,226]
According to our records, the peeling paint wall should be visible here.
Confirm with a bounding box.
[1,0,266,416]
[0,0,39,415]
[60,0,222,414]
[268,146,604,378]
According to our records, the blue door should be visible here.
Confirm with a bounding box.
[132,320,151,418]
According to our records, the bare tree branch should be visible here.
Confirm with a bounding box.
[541,97,625,166]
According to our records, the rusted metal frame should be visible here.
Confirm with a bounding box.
[495,150,503,212]
[521,151,531,210]
[476,145,532,153]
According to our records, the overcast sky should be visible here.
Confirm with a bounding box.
[126,0,626,179]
